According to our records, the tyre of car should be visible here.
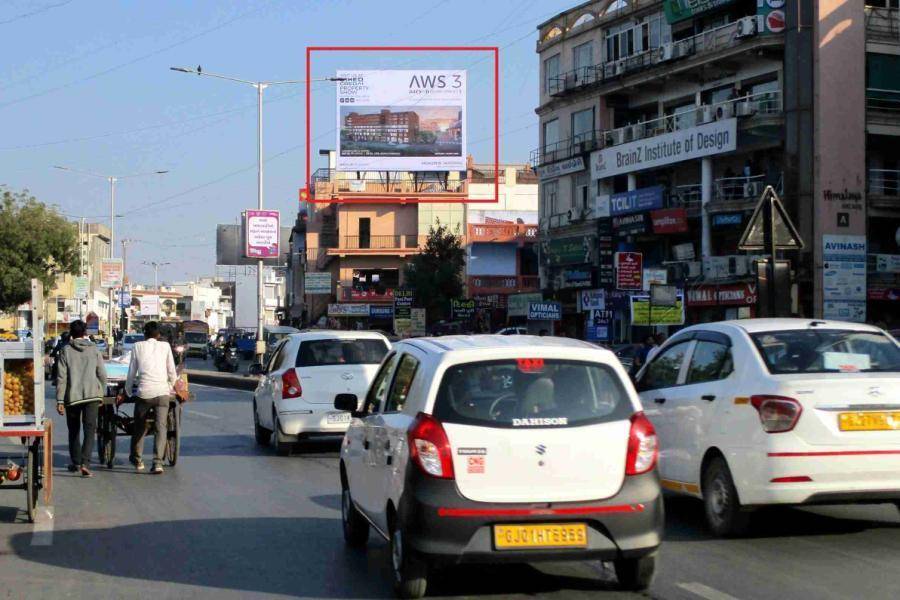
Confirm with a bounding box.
[614,551,657,591]
[253,402,271,446]
[273,415,292,456]
[702,455,750,536]
[390,520,427,599]
[341,480,369,547]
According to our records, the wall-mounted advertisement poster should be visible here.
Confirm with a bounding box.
[336,70,466,172]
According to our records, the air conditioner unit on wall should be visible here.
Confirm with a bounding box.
[607,129,625,146]
[623,126,635,142]
[630,124,645,140]
[716,103,734,120]
[697,106,715,124]
[655,44,674,63]
[735,16,757,39]
[614,59,627,76]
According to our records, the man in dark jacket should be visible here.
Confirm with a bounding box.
[56,320,108,477]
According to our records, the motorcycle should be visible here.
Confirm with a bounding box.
[214,346,239,373]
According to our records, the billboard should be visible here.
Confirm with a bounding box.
[139,295,159,316]
[336,70,466,172]
[74,276,89,299]
[100,259,123,288]
[245,210,280,259]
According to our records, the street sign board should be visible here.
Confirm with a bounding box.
[304,272,332,295]
[245,210,280,259]
[615,252,643,290]
[738,186,804,251]
[100,259,123,288]
[74,276,89,299]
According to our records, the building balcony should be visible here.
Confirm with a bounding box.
[327,235,421,256]
[866,7,900,46]
[868,168,900,211]
[543,19,783,105]
[531,90,783,167]
[867,88,900,133]
[467,223,538,244]
[467,275,540,295]
[312,168,466,200]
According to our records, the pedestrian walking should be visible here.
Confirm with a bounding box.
[56,320,107,477]
[125,321,177,474]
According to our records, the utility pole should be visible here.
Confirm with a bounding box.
[143,261,171,292]
[120,238,133,333]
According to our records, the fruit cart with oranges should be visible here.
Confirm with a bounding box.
[0,280,52,523]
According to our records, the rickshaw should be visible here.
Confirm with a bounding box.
[95,346,188,469]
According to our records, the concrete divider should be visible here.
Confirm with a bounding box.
[186,369,259,391]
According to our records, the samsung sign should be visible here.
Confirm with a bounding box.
[591,119,737,179]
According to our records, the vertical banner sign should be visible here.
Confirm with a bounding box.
[118,289,132,308]
[410,308,427,337]
[100,259,124,288]
[74,276,89,299]
[586,309,613,341]
[615,252,643,290]
[336,70,467,172]
[245,210,280,258]
[393,288,414,336]
[822,235,867,322]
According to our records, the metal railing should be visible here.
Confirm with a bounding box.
[714,173,783,203]
[867,88,900,117]
[340,235,419,250]
[530,129,604,166]
[467,275,540,294]
[869,168,900,196]
[866,7,900,42]
[312,168,465,195]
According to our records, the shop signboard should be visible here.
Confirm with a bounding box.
[664,0,737,24]
[591,119,737,179]
[139,295,159,316]
[672,242,696,261]
[347,288,395,301]
[642,268,668,291]
[612,212,649,237]
[578,289,606,312]
[874,254,900,273]
[537,156,585,180]
[586,309,613,341]
[507,292,543,317]
[543,235,595,266]
[245,210,280,259]
[100,258,123,288]
[615,252,643,290]
[369,305,394,319]
[393,288,414,319]
[328,303,370,317]
[609,186,664,216]
[757,0,786,35]
[651,208,688,234]
[474,294,505,309]
[712,212,744,228]
[304,272,332,295]
[687,282,758,306]
[410,308,427,336]
[868,287,900,301]
[822,234,867,322]
[336,70,466,172]
[630,293,685,326]
[118,289,131,308]
[450,299,476,320]
[74,276,89,299]
[560,267,593,289]
[528,301,562,321]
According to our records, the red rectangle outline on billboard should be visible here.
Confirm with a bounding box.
[306,46,499,204]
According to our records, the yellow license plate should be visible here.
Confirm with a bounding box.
[493,523,587,550]
[839,412,900,431]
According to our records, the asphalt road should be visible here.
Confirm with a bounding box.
[0,381,898,600]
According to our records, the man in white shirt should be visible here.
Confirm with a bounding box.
[125,321,177,474]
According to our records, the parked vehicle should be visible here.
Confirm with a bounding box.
[263,325,300,364]
[635,318,900,536]
[496,326,528,335]
[612,343,641,374]
[182,320,210,359]
[116,332,144,357]
[336,335,662,598]
[251,331,390,456]
[236,331,257,359]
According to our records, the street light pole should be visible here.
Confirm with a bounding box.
[170,66,345,363]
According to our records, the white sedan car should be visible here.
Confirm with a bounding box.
[636,318,900,535]
[252,331,390,455]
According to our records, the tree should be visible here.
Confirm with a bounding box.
[0,187,79,312]
[404,221,465,324]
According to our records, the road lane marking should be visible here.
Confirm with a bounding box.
[678,582,741,600]
[31,506,54,546]
[185,409,221,420]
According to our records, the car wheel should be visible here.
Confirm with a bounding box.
[274,416,292,456]
[614,551,657,591]
[341,484,369,547]
[702,456,750,536]
[253,402,271,446]
[390,522,427,599]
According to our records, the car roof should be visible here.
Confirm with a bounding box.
[703,318,885,335]
[286,329,389,342]
[399,334,599,355]
[266,326,300,334]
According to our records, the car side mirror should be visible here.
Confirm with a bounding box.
[334,393,359,415]
[249,363,265,376]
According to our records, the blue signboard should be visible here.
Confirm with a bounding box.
[369,305,394,319]
[528,301,562,321]
[585,309,613,341]
[118,289,131,308]
[609,186,665,216]
[712,212,743,228]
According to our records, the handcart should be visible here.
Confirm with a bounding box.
[95,355,186,469]
[0,280,52,523]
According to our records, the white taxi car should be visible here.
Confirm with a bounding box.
[636,319,900,536]
[336,335,663,598]
[252,331,390,455]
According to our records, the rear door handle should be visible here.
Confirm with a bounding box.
[653,397,666,404]
[363,440,370,450]
[702,395,716,402]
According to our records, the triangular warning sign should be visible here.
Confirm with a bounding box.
[738,186,804,251]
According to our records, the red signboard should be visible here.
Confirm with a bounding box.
[615,252,643,290]
[868,287,900,301]
[686,282,758,306]
[345,288,395,301]
[651,208,689,234]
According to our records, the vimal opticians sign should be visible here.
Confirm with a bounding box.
[591,119,737,179]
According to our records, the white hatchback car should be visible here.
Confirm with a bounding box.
[336,335,663,598]
[635,319,900,535]
[252,330,390,455]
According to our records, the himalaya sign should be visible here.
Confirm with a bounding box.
[591,119,737,179]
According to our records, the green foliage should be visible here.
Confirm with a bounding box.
[0,187,79,312]
[404,220,465,323]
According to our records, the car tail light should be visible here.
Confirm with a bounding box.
[750,395,802,433]
[281,370,302,399]
[625,412,658,476]
[407,412,454,479]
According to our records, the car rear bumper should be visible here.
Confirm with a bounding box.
[277,408,352,438]
[398,470,663,565]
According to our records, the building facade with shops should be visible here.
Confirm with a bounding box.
[535,0,900,340]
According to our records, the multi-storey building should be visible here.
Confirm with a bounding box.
[535,0,900,340]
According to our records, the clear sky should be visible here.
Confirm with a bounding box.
[1,0,573,286]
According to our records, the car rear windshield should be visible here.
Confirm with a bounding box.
[751,329,900,374]
[124,334,143,344]
[433,359,633,428]
[295,339,388,367]
[184,332,206,343]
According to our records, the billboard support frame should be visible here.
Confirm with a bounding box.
[305,46,499,204]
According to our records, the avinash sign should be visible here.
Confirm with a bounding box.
[591,119,737,179]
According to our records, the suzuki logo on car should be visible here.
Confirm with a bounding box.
[867,387,883,398]
[535,444,547,455]
[341,372,354,381]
